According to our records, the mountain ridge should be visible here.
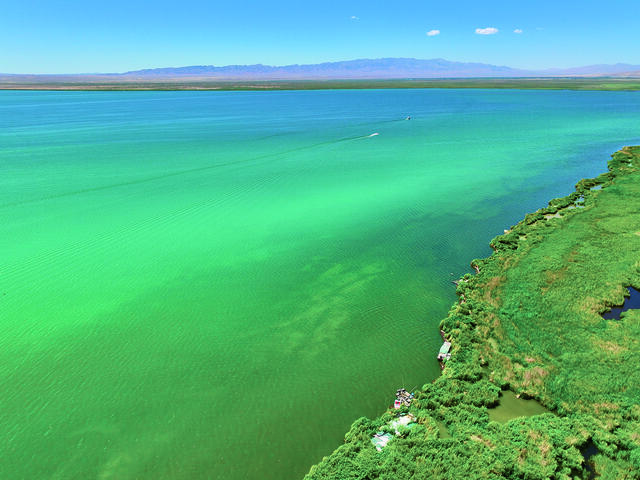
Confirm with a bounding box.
[123,58,530,78]
[3,58,640,80]
[121,58,640,79]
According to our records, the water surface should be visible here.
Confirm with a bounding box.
[1,89,639,479]
[602,287,640,319]
[488,391,550,423]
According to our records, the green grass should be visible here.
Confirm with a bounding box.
[3,78,640,91]
[305,147,640,479]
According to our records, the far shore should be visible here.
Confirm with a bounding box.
[2,77,640,91]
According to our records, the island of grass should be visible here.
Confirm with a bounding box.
[305,146,640,479]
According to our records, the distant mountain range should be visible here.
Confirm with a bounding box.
[3,58,640,81]
[125,58,525,79]
[121,58,640,79]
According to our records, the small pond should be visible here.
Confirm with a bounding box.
[436,420,451,439]
[601,287,640,320]
[488,390,549,423]
[581,441,600,479]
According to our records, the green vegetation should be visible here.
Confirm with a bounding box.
[2,78,640,91]
[305,146,640,479]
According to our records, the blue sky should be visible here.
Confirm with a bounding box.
[2,0,639,73]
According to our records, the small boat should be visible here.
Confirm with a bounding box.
[437,341,452,362]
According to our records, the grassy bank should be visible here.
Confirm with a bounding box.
[2,78,640,91]
[305,146,640,479]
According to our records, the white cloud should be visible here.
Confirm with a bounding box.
[475,27,499,35]
[350,15,359,20]
[513,28,523,34]
[426,29,440,37]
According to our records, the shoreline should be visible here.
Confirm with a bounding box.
[2,78,640,92]
[305,146,640,479]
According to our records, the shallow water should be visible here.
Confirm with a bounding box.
[436,420,451,439]
[488,391,550,423]
[2,89,640,479]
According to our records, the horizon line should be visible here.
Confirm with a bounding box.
[2,57,640,76]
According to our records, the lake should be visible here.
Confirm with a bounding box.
[1,89,639,479]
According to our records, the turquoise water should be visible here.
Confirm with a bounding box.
[1,89,639,479]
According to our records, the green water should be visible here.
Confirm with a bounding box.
[1,90,639,479]
[488,391,550,424]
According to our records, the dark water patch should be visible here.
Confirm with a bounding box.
[581,441,600,479]
[487,390,549,423]
[601,287,640,320]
